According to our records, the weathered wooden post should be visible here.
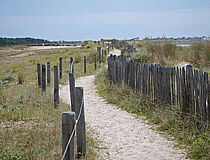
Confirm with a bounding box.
[47,62,51,85]
[59,57,63,79]
[37,63,41,88]
[54,66,59,107]
[70,57,74,73]
[41,64,46,91]
[69,73,75,111]
[203,72,208,121]
[208,79,210,121]
[104,49,107,55]
[94,54,97,70]
[75,87,86,158]
[99,48,101,65]
[199,71,204,121]
[84,56,86,74]
[62,112,75,160]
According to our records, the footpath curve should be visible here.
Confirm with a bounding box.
[60,75,188,160]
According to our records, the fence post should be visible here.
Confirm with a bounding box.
[70,57,74,73]
[69,73,75,111]
[37,63,41,88]
[75,87,86,158]
[208,79,210,121]
[62,112,75,160]
[54,66,59,107]
[59,57,63,79]
[194,70,200,115]
[47,62,51,85]
[94,54,97,70]
[99,48,101,65]
[84,56,86,74]
[203,72,208,121]
[41,64,46,91]
[199,71,204,120]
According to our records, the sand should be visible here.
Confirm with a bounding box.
[109,49,121,56]
[60,75,188,160]
[28,45,81,50]
[7,45,81,58]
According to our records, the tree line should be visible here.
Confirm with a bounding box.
[0,37,51,47]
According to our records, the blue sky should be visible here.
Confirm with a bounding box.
[0,0,210,41]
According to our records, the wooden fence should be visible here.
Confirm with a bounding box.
[108,54,210,122]
[36,47,107,159]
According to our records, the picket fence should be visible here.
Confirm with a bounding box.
[108,54,210,122]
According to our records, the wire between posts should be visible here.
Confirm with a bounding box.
[61,96,84,160]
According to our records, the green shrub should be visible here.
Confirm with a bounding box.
[189,133,210,160]
[131,50,150,63]
[0,150,22,160]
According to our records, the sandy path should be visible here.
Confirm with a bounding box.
[109,49,121,56]
[60,75,188,160]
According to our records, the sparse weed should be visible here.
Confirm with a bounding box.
[18,72,24,84]
[11,64,17,73]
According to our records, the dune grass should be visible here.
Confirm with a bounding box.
[133,40,210,70]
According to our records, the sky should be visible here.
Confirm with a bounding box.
[0,0,210,41]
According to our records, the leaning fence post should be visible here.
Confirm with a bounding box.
[41,64,46,91]
[94,54,97,70]
[59,57,63,79]
[47,62,51,85]
[69,73,75,111]
[84,56,86,74]
[62,112,75,160]
[54,66,59,107]
[75,87,86,158]
[37,63,41,88]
